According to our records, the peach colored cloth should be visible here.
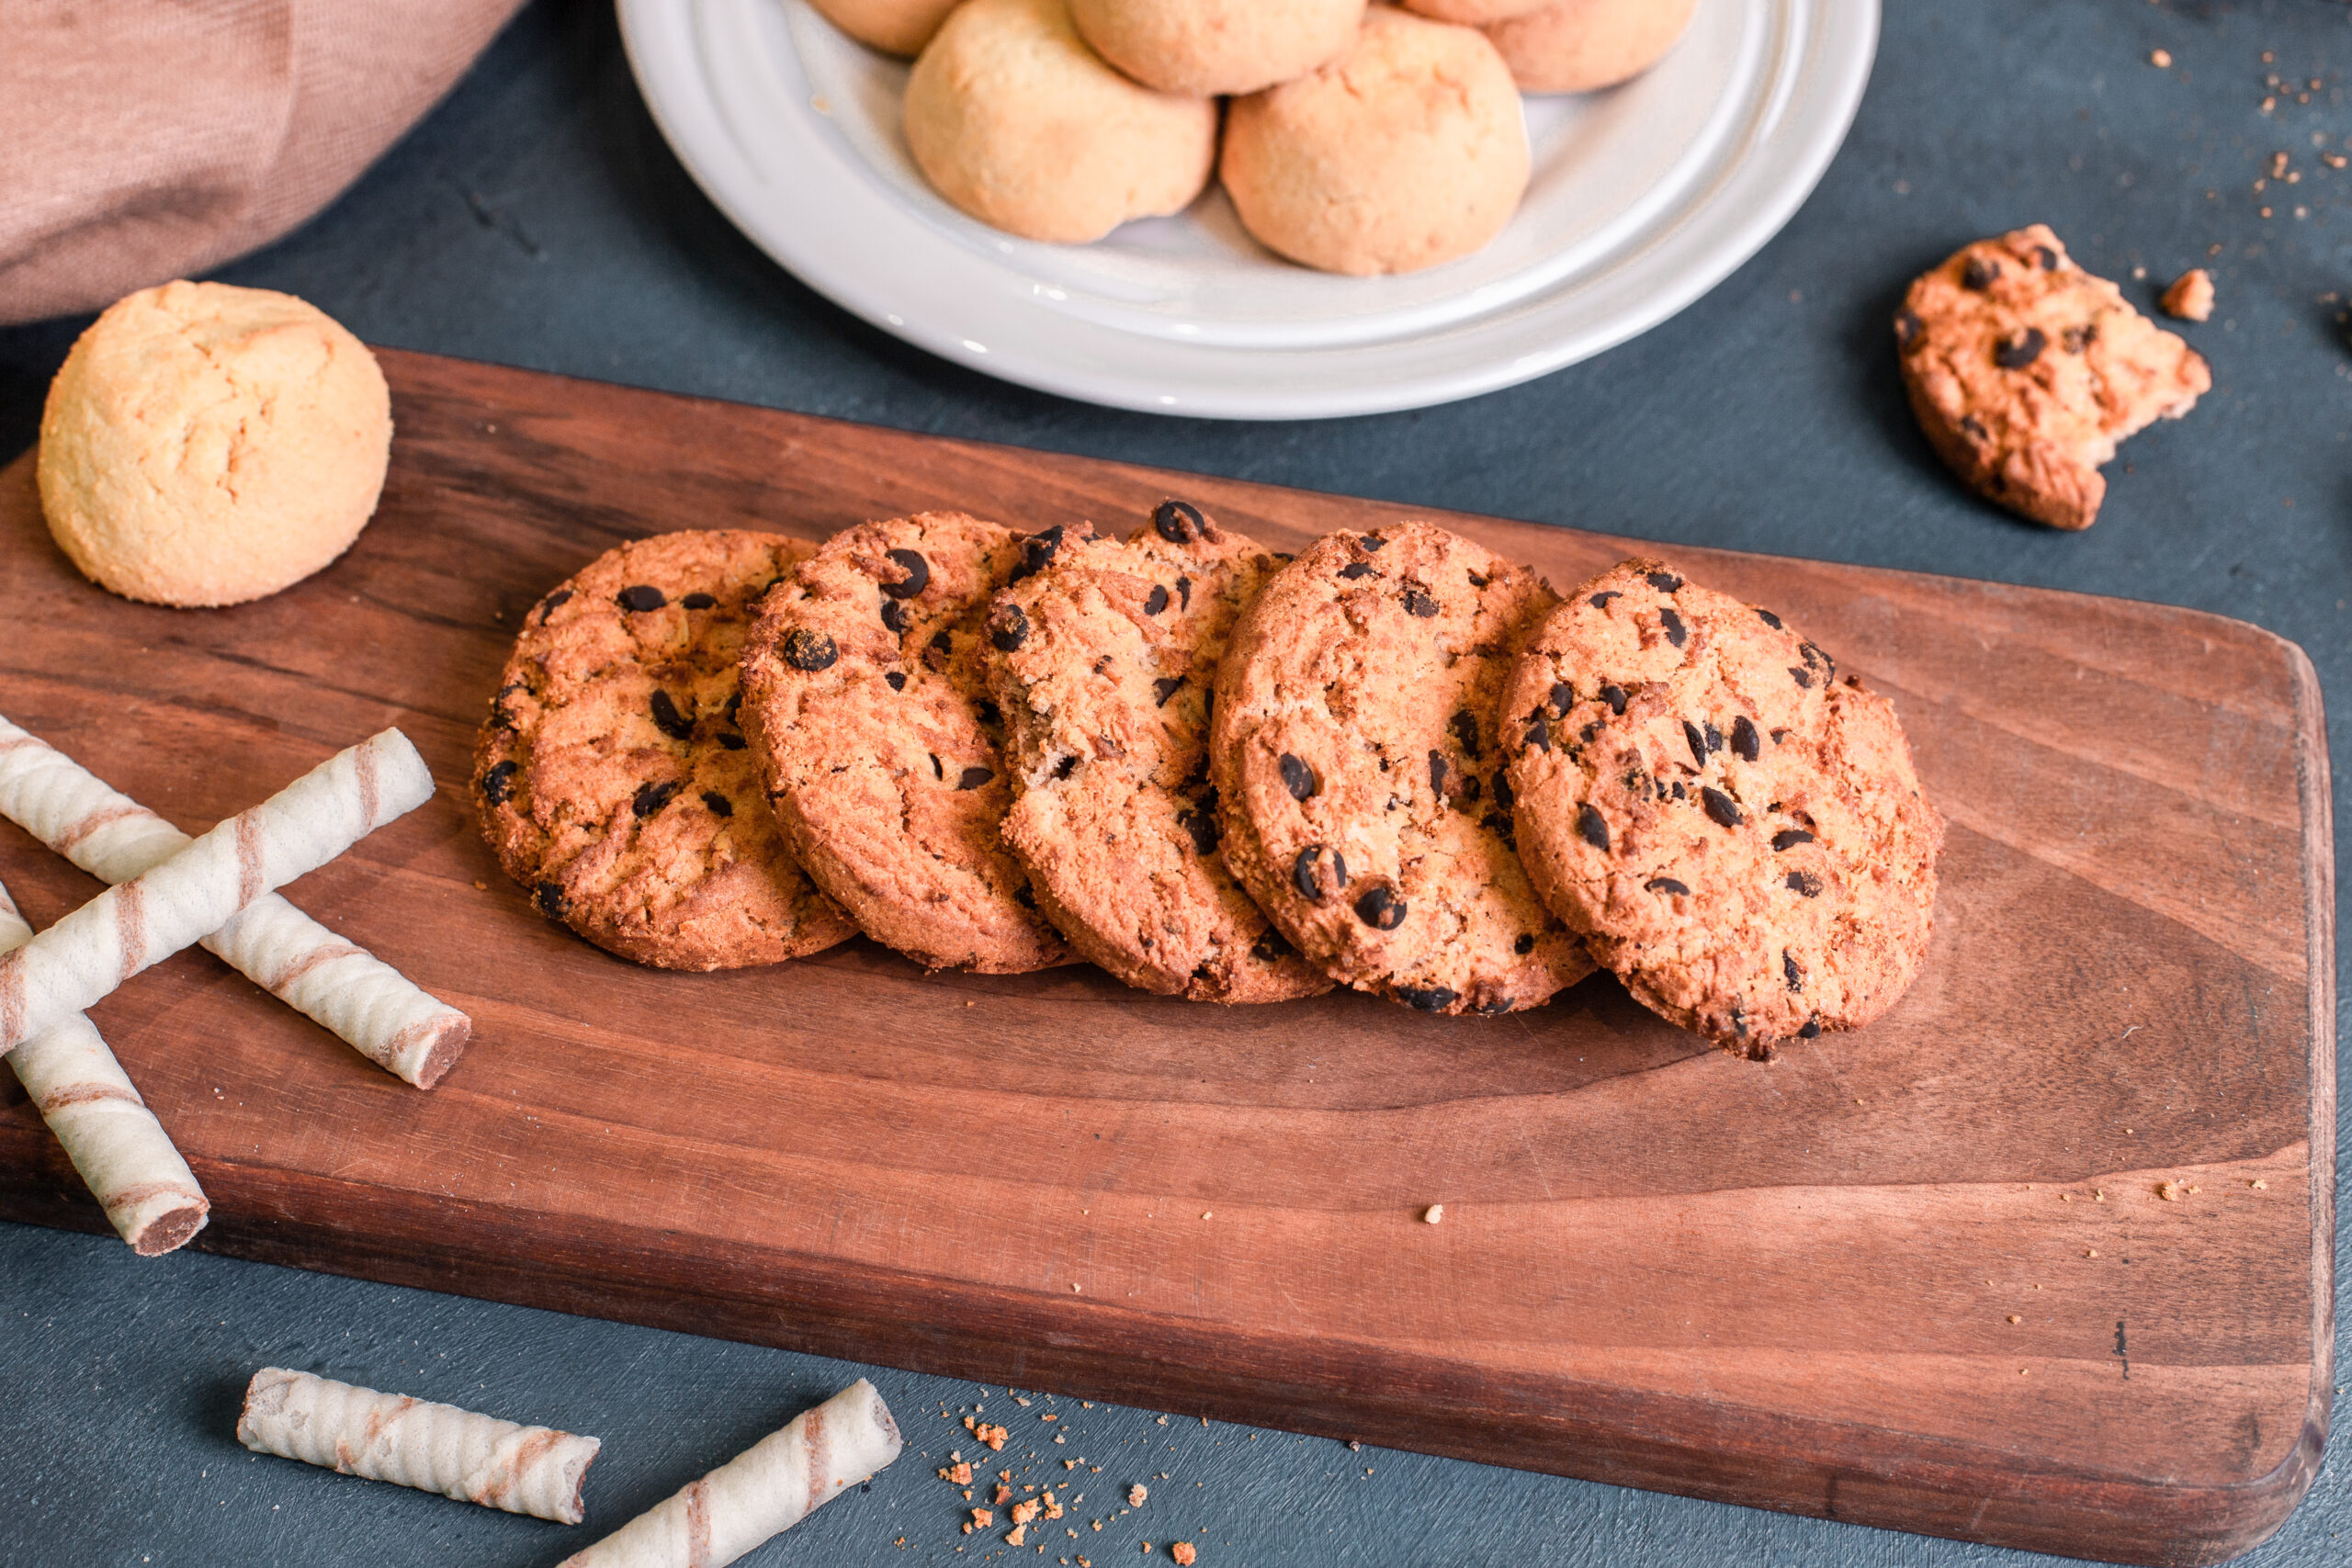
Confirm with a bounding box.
[0,0,525,325]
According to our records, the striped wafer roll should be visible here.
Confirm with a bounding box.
[0,877,207,1255]
[0,716,469,1088]
[559,1380,903,1568]
[0,730,436,1056]
[236,1368,601,1523]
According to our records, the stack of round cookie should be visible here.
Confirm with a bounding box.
[474,508,1942,1055]
[823,0,1699,276]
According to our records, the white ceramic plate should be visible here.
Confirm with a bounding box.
[617,0,1877,419]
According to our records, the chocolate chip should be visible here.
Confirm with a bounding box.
[781,627,837,671]
[989,604,1029,652]
[1645,570,1683,592]
[956,767,993,791]
[681,592,718,611]
[1009,525,1066,582]
[1490,772,1512,810]
[1481,811,1516,847]
[1402,587,1439,617]
[1467,571,1489,588]
[1514,932,1534,954]
[1756,608,1783,631]
[481,761,518,806]
[1958,414,1989,441]
[535,881,567,918]
[879,547,930,600]
[1546,681,1575,717]
[880,599,910,634]
[716,733,746,750]
[1994,327,2045,370]
[2035,244,2059,270]
[1293,845,1347,903]
[1053,755,1079,780]
[1524,718,1550,752]
[1684,720,1710,766]
[1590,591,1621,609]
[650,690,695,740]
[1579,722,1600,744]
[1145,585,1170,615]
[885,671,907,692]
[536,588,573,624]
[1796,1017,1822,1039]
[929,753,943,781]
[1450,710,1481,758]
[633,780,679,817]
[1962,256,1999,290]
[1360,533,1387,550]
[703,791,733,817]
[1801,641,1833,678]
[1783,950,1803,991]
[1894,307,1925,349]
[1354,884,1407,931]
[1731,716,1760,761]
[617,585,667,613]
[1250,926,1295,962]
[1176,575,1192,609]
[1577,804,1610,852]
[1790,667,1812,689]
[1702,786,1743,828]
[1154,501,1206,543]
[1645,876,1691,897]
[1399,986,1457,1013]
[1770,728,1789,744]
[1152,676,1182,706]
[1771,829,1815,851]
[1786,871,1823,897]
[1426,750,1447,796]
[1600,682,1627,716]
[1339,561,1375,581]
[1280,753,1318,800]
[1660,608,1687,649]
[1460,774,1482,803]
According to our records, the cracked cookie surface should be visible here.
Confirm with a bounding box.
[475,530,856,971]
[985,501,1332,1003]
[1209,520,1592,1014]
[1504,558,1943,1052]
[1896,223,2209,531]
[739,512,1076,973]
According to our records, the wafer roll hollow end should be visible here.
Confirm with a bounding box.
[237,1367,601,1523]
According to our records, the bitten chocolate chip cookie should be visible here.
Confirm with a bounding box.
[1896,224,2210,531]
[1210,522,1593,1014]
[1504,559,1943,1054]
[739,513,1076,974]
[476,531,857,971]
[984,501,1332,1003]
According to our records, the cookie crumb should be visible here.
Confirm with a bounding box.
[2007,1314,2022,1324]
[1170,1546,1197,1566]
[2161,268,2215,321]
[1422,1204,1443,1224]
[1128,1484,1148,1506]
[1009,1525,1028,1546]
[2157,1180,2183,1201]
[2252,1179,2269,1190]
[2150,48,2172,68]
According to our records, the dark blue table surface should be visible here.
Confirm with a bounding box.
[3,2,2347,1563]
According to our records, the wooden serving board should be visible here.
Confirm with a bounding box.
[0,351,2332,1565]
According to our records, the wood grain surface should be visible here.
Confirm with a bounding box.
[0,350,2332,1565]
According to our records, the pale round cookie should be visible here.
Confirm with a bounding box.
[1483,0,1699,95]
[1210,522,1594,1015]
[476,531,858,972]
[1068,0,1366,96]
[905,0,1219,244]
[739,513,1077,974]
[1502,559,1944,1055]
[809,0,964,55]
[1396,0,1546,24]
[983,501,1332,1003]
[38,279,391,608]
[1219,6,1530,276]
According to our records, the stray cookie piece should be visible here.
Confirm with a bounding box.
[2160,267,2215,322]
[479,531,855,972]
[740,513,1076,974]
[1895,225,2211,530]
[1220,7,1529,276]
[1069,0,1365,96]
[1211,522,1593,1014]
[985,502,1331,1002]
[1505,560,1943,1054]
[905,0,1219,244]
[1479,0,1701,94]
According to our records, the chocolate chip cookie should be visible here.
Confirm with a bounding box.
[1504,558,1943,1054]
[1210,522,1593,1014]
[1896,224,2210,531]
[739,513,1076,974]
[984,501,1332,1003]
[476,531,857,971]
